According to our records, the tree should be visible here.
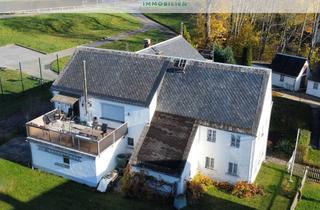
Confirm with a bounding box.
[212,46,236,64]
[183,25,192,44]
[241,45,253,66]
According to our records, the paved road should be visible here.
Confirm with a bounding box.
[0,14,175,81]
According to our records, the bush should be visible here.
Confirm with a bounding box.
[274,138,295,155]
[241,45,253,66]
[231,181,264,198]
[215,181,233,192]
[187,172,214,203]
[213,46,236,64]
[296,130,311,163]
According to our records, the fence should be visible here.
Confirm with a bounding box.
[290,166,309,210]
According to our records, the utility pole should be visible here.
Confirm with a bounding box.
[180,22,184,36]
[82,60,88,119]
[290,129,300,182]
[19,62,25,93]
[56,54,60,74]
[38,57,43,84]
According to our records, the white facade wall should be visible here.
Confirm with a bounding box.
[249,73,272,182]
[306,80,320,98]
[195,125,254,183]
[29,137,127,187]
[272,72,296,91]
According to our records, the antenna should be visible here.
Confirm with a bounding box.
[83,60,88,118]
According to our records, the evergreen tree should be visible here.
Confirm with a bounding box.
[212,46,236,64]
[241,45,252,66]
[183,25,192,44]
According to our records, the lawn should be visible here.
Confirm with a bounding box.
[0,158,299,210]
[49,29,174,73]
[0,158,172,210]
[0,69,52,119]
[296,181,320,210]
[187,162,300,210]
[0,13,141,53]
[50,56,71,74]
[307,148,320,168]
[145,13,195,34]
[99,29,174,52]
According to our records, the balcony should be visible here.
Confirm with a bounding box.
[26,109,128,156]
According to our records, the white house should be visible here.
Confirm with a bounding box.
[270,53,310,91]
[26,36,272,196]
[306,69,320,97]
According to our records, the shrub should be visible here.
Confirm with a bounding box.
[274,138,295,155]
[231,181,264,198]
[215,181,233,192]
[241,45,253,66]
[212,46,236,64]
[296,130,311,163]
[187,172,214,203]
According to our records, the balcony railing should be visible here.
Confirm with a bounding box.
[26,109,128,156]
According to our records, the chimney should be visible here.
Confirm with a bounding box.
[144,38,151,48]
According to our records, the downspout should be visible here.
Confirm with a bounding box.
[248,136,256,183]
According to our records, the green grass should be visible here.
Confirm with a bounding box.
[307,148,320,168]
[50,56,71,74]
[0,69,51,118]
[145,14,195,34]
[99,29,174,52]
[296,181,320,210]
[0,158,299,210]
[0,158,172,210]
[186,162,299,210]
[0,13,141,53]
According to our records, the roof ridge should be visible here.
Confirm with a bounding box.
[276,52,307,60]
[135,35,182,53]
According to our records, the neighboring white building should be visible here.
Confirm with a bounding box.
[26,36,272,196]
[306,71,320,97]
[270,53,310,91]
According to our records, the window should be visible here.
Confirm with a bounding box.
[280,74,285,82]
[101,103,124,122]
[207,129,216,142]
[313,82,319,90]
[127,137,134,147]
[205,157,214,170]
[173,59,187,69]
[231,134,240,148]
[228,162,238,176]
[63,156,70,165]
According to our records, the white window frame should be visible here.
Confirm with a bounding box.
[231,134,240,148]
[313,82,319,90]
[205,157,215,170]
[127,137,134,147]
[228,162,238,176]
[280,74,285,82]
[207,129,216,142]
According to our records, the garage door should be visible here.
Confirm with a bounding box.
[101,103,125,122]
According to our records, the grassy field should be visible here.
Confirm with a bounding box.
[296,181,320,210]
[145,14,195,34]
[307,148,320,168]
[50,56,71,74]
[0,158,299,210]
[0,13,141,53]
[49,29,174,73]
[187,162,300,210]
[99,29,173,52]
[0,69,51,118]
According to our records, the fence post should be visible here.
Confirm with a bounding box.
[56,54,60,74]
[38,57,43,84]
[19,62,25,93]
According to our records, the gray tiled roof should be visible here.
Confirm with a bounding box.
[52,47,270,136]
[137,35,205,61]
[52,48,169,107]
[156,61,270,136]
